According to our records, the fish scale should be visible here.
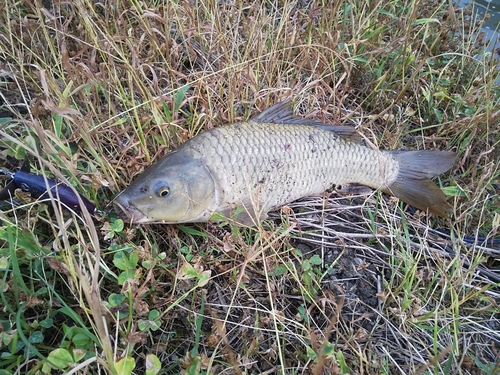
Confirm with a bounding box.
[114,101,456,225]
[188,122,398,217]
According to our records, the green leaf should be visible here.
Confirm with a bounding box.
[138,319,161,332]
[470,354,496,374]
[174,85,190,113]
[138,321,148,332]
[14,145,25,159]
[302,259,312,272]
[24,135,38,154]
[145,353,162,375]
[108,293,126,307]
[336,350,350,373]
[72,348,87,362]
[29,331,44,344]
[353,57,369,64]
[0,226,48,257]
[118,269,136,285]
[433,108,443,122]
[185,355,201,375]
[322,342,335,357]
[41,363,51,374]
[376,9,396,18]
[292,248,303,257]
[209,212,228,222]
[114,250,138,271]
[163,101,172,122]
[297,305,310,323]
[0,257,8,271]
[197,271,211,287]
[72,332,92,348]
[179,262,197,278]
[302,272,311,288]
[178,226,207,239]
[306,346,317,360]
[412,18,440,26]
[113,251,128,270]
[115,356,136,375]
[111,219,124,232]
[149,310,160,320]
[442,185,468,198]
[47,348,74,369]
[129,252,139,268]
[57,307,86,328]
[309,254,322,265]
[0,116,13,125]
[53,114,63,138]
[269,264,288,276]
[39,318,53,329]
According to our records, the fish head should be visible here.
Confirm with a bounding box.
[114,156,216,224]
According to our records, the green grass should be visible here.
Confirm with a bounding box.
[0,0,499,374]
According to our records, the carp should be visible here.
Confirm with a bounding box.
[114,101,456,225]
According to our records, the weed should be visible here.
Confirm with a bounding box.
[0,0,499,374]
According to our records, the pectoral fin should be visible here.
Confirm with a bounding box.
[215,201,267,227]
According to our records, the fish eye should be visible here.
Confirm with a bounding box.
[154,183,171,198]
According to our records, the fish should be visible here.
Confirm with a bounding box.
[114,101,456,225]
[0,158,96,213]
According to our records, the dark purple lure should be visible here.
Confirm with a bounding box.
[0,159,96,213]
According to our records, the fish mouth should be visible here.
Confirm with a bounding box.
[113,199,149,224]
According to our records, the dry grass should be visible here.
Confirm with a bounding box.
[0,0,499,374]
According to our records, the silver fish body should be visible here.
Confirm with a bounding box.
[114,102,456,225]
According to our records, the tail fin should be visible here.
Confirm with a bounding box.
[383,151,456,217]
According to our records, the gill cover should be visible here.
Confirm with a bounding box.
[115,155,216,223]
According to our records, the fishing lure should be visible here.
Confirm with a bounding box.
[0,158,96,213]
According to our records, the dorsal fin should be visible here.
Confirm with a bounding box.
[251,100,361,142]
[252,100,297,123]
